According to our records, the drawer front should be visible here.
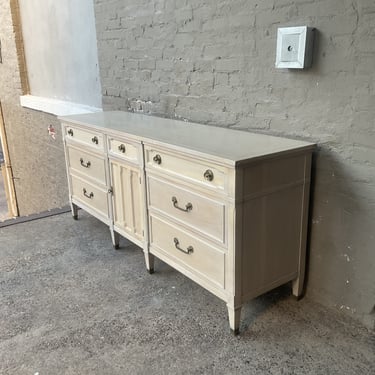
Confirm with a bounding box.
[145,147,226,191]
[67,146,106,185]
[150,215,225,288]
[108,137,140,164]
[64,124,104,150]
[148,176,225,244]
[70,175,109,218]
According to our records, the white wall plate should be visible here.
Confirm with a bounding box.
[275,26,315,69]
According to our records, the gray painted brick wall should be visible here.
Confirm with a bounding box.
[94,0,375,328]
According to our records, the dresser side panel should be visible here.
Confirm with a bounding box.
[240,153,312,300]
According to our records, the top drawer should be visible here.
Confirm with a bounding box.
[108,136,140,165]
[145,146,227,192]
[64,124,104,151]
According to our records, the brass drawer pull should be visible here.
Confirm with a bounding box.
[153,154,162,164]
[203,169,214,181]
[172,196,192,212]
[174,237,193,254]
[82,188,94,199]
[67,129,73,136]
[118,144,126,153]
[80,158,91,168]
[92,136,99,145]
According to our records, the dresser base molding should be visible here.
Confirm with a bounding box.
[60,111,315,333]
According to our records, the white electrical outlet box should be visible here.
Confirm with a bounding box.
[275,26,314,69]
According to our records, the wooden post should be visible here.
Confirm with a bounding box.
[0,102,19,217]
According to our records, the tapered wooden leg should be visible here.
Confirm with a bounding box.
[227,304,242,335]
[292,276,304,299]
[144,252,155,274]
[110,230,120,249]
[71,202,78,220]
[293,156,311,300]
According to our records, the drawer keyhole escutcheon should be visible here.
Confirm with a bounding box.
[172,196,193,212]
[82,188,94,199]
[153,154,162,164]
[118,144,126,153]
[204,169,214,181]
[80,158,91,168]
[92,136,99,145]
[174,237,194,254]
[67,129,73,136]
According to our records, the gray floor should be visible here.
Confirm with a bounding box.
[0,211,374,375]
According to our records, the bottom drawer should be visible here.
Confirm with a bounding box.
[71,175,109,218]
[149,215,225,288]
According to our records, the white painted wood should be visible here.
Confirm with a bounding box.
[292,154,312,298]
[145,146,227,192]
[147,175,226,244]
[59,111,315,165]
[110,159,144,244]
[110,230,120,249]
[108,137,140,164]
[60,111,315,333]
[70,174,109,219]
[62,122,115,245]
[63,123,104,150]
[149,214,226,289]
[227,304,242,333]
[66,146,106,186]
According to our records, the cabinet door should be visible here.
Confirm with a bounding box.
[110,160,144,242]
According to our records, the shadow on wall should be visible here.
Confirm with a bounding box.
[305,146,375,329]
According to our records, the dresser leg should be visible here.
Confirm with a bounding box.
[110,230,120,249]
[293,168,310,300]
[227,304,241,335]
[292,277,304,300]
[71,203,78,220]
[144,252,155,274]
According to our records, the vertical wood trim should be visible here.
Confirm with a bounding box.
[292,154,312,297]
[128,169,136,234]
[9,0,30,95]
[0,102,19,217]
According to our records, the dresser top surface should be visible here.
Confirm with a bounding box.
[60,111,315,164]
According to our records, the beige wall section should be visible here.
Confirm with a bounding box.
[93,0,375,329]
[0,0,69,215]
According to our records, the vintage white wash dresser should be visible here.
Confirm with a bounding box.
[60,111,315,333]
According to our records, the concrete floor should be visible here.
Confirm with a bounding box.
[0,211,374,375]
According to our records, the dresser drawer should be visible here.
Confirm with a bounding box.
[149,215,225,288]
[67,146,106,185]
[145,147,226,192]
[70,175,109,218]
[108,136,140,164]
[64,124,104,150]
[147,176,225,244]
